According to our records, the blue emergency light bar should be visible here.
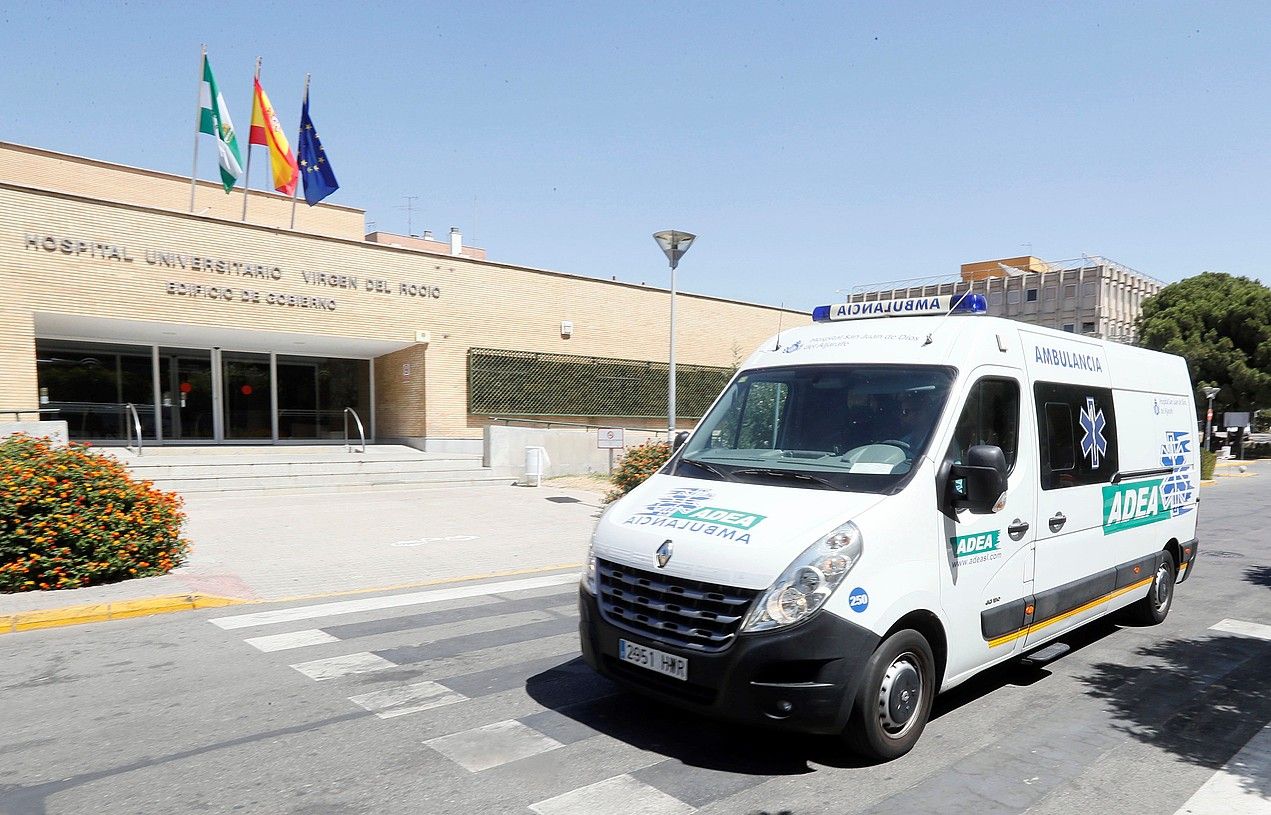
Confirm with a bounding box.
[812,293,988,322]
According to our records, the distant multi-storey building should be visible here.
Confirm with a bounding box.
[850,255,1164,343]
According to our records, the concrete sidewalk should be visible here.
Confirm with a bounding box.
[0,480,605,627]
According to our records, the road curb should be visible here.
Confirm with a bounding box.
[0,594,246,635]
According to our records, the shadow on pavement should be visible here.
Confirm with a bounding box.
[932,616,1123,721]
[1077,633,1271,799]
[526,620,1118,776]
[524,657,866,775]
[1243,565,1271,588]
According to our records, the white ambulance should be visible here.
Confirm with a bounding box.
[578,293,1200,761]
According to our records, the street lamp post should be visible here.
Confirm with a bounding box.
[1203,386,1220,451]
[653,230,697,438]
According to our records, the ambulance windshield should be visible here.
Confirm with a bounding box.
[674,364,956,492]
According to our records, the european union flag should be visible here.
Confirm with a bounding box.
[297,92,339,206]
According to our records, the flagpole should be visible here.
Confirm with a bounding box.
[290,73,310,230]
[241,56,261,222]
[189,45,206,213]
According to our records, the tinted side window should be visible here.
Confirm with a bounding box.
[948,378,1020,471]
[1034,382,1117,489]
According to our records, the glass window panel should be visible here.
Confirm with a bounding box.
[36,340,156,440]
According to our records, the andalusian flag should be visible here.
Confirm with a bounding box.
[197,55,244,192]
[249,78,299,196]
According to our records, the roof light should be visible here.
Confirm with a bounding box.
[812,293,988,322]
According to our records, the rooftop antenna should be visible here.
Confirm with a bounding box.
[396,195,420,235]
[773,302,785,350]
[922,289,973,347]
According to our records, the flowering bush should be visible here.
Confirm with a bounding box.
[605,440,671,503]
[0,435,189,593]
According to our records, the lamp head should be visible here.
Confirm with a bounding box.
[653,230,696,270]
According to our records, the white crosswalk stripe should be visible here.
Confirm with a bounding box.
[290,651,394,681]
[244,629,339,652]
[424,719,564,771]
[348,680,467,719]
[1173,722,1271,814]
[1209,618,1271,641]
[208,572,579,629]
[529,773,696,815]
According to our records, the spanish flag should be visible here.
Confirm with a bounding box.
[249,78,299,195]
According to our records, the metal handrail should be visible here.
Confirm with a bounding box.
[343,407,366,453]
[123,403,143,456]
[0,407,61,420]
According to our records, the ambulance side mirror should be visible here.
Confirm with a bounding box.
[672,431,690,452]
[949,445,1009,514]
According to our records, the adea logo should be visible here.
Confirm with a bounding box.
[848,587,869,613]
[625,488,767,542]
[1102,478,1167,534]
[951,530,1001,559]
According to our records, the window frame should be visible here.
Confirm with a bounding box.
[1033,381,1118,490]
[947,375,1022,475]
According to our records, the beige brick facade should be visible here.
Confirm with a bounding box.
[0,144,809,447]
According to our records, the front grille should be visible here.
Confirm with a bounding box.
[596,558,759,652]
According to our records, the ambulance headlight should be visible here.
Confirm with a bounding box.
[581,540,598,594]
[743,521,863,632]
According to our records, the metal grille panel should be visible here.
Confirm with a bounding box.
[596,558,759,652]
[468,347,731,418]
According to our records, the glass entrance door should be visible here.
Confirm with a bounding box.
[159,349,214,441]
[222,352,273,440]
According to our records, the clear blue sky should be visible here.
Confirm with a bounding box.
[3,1,1268,309]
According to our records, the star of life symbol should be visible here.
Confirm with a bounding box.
[1079,396,1107,468]
[643,487,713,517]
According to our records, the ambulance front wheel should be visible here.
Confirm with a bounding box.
[1127,551,1176,625]
[843,629,936,761]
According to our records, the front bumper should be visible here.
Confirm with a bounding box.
[578,588,880,735]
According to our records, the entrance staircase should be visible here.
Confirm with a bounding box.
[103,445,513,494]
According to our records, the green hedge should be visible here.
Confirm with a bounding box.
[1200,448,1216,480]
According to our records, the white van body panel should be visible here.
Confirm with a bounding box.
[600,473,890,590]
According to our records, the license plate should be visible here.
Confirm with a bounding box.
[618,638,688,681]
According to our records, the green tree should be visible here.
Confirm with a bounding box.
[1137,272,1271,416]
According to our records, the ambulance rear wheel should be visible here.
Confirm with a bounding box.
[844,629,935,761]
[1127,551,1176,625]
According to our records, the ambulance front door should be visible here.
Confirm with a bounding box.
[938,370,1037,679]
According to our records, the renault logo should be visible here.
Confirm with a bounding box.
[655,540,673,568]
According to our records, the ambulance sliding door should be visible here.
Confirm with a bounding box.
[1028,381,1119,644]
[1019,330,1116,647]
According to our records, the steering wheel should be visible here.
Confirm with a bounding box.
[879,439,912,451]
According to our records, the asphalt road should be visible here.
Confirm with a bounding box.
[2,471,1268,815]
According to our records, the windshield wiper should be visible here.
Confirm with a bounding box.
[678,456,732,481]
[731,467,839,491]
